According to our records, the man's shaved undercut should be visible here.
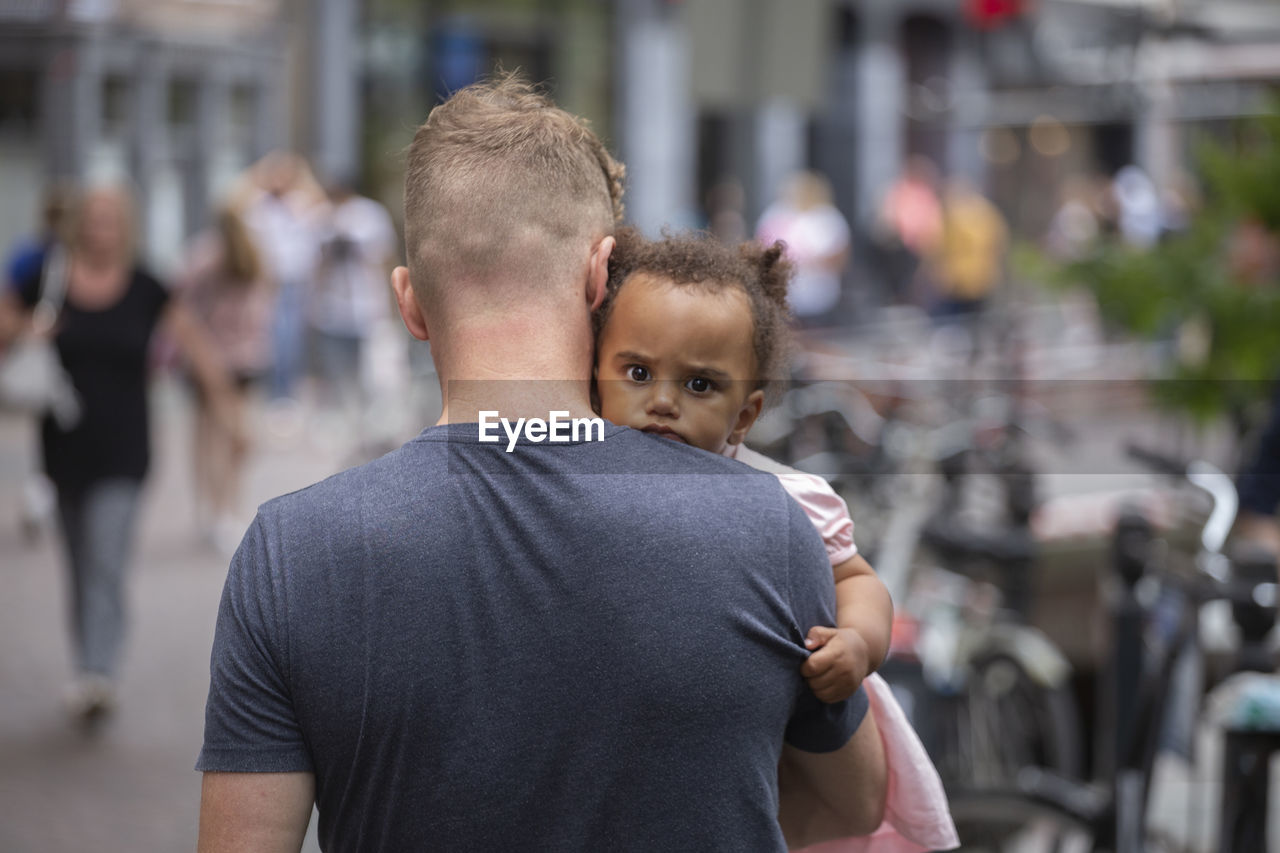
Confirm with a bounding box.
[403,74,625,314]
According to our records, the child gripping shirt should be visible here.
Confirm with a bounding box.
[593,227,957,851]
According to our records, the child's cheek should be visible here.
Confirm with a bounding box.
[595,380,627,424]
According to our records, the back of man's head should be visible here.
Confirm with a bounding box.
[404,74,624,319]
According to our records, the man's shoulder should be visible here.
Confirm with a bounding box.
[256,436,440,528]
[601,429,785,482]
[253,426,793,537]
[731,444,840,499]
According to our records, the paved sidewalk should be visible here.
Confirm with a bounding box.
[0,382,376,853]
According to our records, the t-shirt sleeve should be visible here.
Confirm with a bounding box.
[776,471,857,566]
[7,244,44,295]
[782,495,869,752]
[12,253,42,308]
[196,513,313,773]
[724,445,858,566]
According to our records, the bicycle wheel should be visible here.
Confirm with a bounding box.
[937,653,1084,788]
[948,788,1096,853]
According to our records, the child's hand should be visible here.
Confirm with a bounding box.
[800,626,871,704]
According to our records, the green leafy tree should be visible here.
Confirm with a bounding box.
[1057,103,1280,423]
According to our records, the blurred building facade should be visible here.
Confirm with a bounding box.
[619,0,1280,238]
[0,0,298,270]
[4,0,1280,272]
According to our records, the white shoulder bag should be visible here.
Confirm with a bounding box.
[0,246,82,429]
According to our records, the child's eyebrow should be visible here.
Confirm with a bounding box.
[610,350,650,363]
[686,365,732,380]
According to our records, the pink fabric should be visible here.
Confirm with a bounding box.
[723,443,857,565]
[797,673,958,853]
[723,443,958,852]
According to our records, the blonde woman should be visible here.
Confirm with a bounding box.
[0,185,240,723]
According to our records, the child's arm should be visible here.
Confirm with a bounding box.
[799,554,893,704]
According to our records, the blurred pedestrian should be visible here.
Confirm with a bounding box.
[176,205,274,553]
[705,178,748,245]
[875,156,943,305]
[6,184,75,293]
[1045,176,1101,261]
[0,185,241,723]
[756,171,851,326]
[1230,218,1280,560]
[1112,165,1162,249]
[241,151,324,413]
[929,177,1008,319]
[1236,381,1280,560]
[307,175,401,458]
[4,185,74,542]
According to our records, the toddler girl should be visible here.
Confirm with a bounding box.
[593,227,957,852]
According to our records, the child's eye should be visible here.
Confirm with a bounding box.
[626,365,651,383]
[685,376,715,394]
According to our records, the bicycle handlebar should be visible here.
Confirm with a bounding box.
[1124,443,1187,478]
[1188,461,1238,557]
[1126,443,1238,557]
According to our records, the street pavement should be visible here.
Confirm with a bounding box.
[0,381,370,853]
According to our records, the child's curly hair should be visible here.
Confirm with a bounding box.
[595,227,794,404]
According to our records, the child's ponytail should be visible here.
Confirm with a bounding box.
[740,239,793,317]
[754,240,793,314]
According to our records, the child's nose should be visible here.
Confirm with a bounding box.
[646,382,678,417]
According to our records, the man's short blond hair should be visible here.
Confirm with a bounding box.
[404,74,625,313]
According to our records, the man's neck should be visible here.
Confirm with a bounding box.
[432,312,596,425]
[439,381,595,425]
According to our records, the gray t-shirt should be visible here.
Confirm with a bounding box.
[198,423,867,851]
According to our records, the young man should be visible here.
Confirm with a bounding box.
[197,75,885,851]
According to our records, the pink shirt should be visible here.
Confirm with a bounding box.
[723,442,959,852]
[721,443,857,566]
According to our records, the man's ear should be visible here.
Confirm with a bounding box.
[391,266,429,341]
[727,388,765,446]
[586,235,615,312]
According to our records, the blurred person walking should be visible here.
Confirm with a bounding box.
[1112,165,1162,249]
[6,185,75,293]
[756,171,851,327]
[1230,218,1280,559]
[929,177,1008,320]
[0,185,241,723]
[307,175,401,458]
[705,178,748,245]
[241,152,324,418]
[176,205,274,554]
[876,156,943,305]
[4,185,75,542]
[1044,176,1102,261]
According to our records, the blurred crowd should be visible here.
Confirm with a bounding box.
[724,156,1209,333]
[0,154,415,719]
[720,155,1280,559]
[6,154,412,543]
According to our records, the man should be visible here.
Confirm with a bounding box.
[307,175,403,457]
[241,150,324,404]
[197,76,885,851]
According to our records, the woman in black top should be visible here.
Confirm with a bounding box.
[0,185,241,723]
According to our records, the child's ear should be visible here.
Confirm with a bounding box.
[586,235,615,311]
[727,388,765,446]
[392,266,429,341]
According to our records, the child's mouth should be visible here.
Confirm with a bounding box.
[642,424,686,444]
